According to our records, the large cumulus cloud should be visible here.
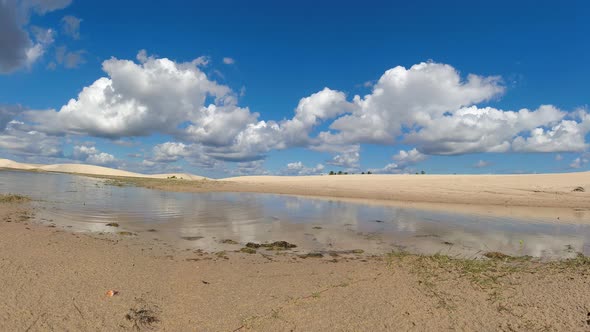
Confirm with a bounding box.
[16,54,590,173]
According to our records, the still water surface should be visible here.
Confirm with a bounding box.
[1,170,589,259]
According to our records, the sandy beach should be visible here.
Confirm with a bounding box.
[1,197,590,331]
[2,160,590,330]
[1,158,589,210]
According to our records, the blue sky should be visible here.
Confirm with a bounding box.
[0,0,589,177]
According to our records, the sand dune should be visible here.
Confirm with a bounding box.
[148,173,207,180]
[38,163,145,177]
[0,159,38,170]
[0,159,207,180]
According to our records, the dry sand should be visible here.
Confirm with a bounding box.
[2,158,588,209]
[219,172,590,208]
[1,199,590,331]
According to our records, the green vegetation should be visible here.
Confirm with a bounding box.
[0,193,30,203]
[103,179,127,187]
[240,247,257,254]
[385,250,590,290]
[328,170,373,175]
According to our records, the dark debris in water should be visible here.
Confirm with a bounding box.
[299,252,324,259]
[415,234,441,238]
[181,236,204,241]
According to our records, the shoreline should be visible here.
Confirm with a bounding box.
[1,160,589,210]
[1,198,590,330]
[6,167,590,224]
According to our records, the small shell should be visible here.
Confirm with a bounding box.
[106,290,118,297]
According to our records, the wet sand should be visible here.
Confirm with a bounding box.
[2,199,590,331]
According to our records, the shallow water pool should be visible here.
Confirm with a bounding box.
[1,169,589,259]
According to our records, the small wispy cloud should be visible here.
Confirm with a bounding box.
[473,160,491,168]
[222,57,235,65]
[569,155,588,169]
[61,15,82,39]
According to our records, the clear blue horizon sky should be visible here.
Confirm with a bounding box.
[0,0,588,177]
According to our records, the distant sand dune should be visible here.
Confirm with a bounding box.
[0,159,37,170]
[0,159,207,180]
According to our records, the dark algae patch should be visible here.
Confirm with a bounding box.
[246,241,297,250]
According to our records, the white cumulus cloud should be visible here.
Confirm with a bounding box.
[283,161,325,175]
[73,144,117,165]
